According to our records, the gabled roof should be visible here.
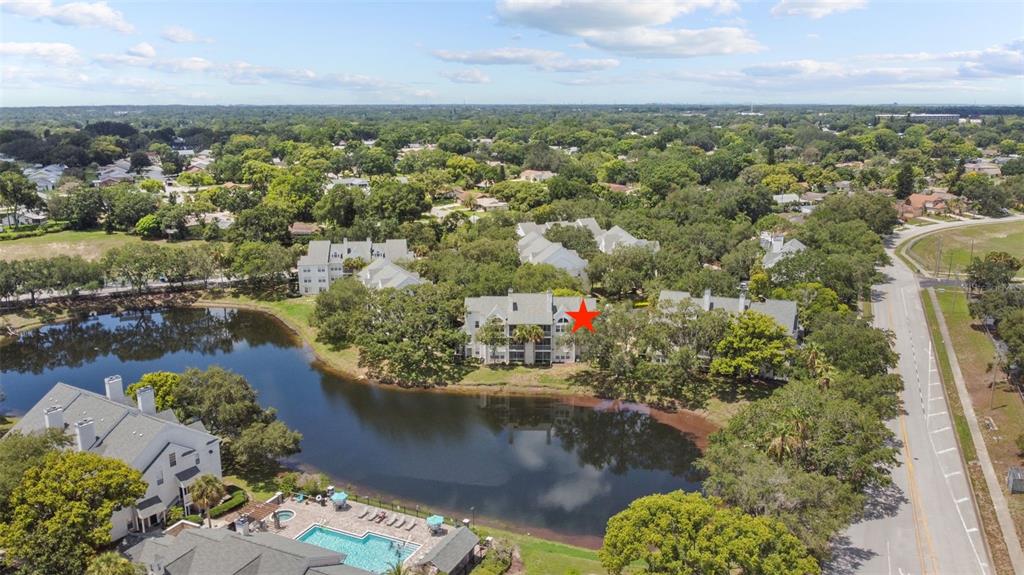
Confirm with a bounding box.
[465,293,596,326]
[660,290,798,336]
[124,528,366,575]
[10,382,218,468]
[421,527,480,573]
[357,259,426,290]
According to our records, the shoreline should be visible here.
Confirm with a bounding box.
[189,296,728,432]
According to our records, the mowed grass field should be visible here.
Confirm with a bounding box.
[0,230,204,261]
[906,220,1024,277]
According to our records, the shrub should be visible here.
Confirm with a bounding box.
[209,487,248,518]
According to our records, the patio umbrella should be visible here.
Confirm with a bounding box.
[426,515,444,528]
[330,491,348,508]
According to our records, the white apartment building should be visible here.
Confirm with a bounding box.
[463,291,596,365]
[8,376,223,539]
[297,238,413,295]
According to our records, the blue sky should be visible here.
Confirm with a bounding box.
[1,0,1022,106]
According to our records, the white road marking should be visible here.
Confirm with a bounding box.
[928,411,948,417]
[956,497,970,503]
[945,470,963,478]
[937,447,957,455]
[932,426,952,434]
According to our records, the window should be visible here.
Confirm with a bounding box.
[474,321,479,328]
[169,452,176,467]
[512,302,518,311]
[195,455,201,466]
[156,470,164,486]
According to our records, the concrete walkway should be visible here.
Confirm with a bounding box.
[928,287,1024,574]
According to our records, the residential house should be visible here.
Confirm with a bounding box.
[517,169,556,183]
[875,113,959,125]
[421,527,481,575]
[124,527,361,575]
[517,232,588,278]
[463,291,597,364]
[660,288,800,337]
[297,238,413,295]
[8,377,223,539]
[475,196,508,211]
[601,182,638,194]
[899,193,949,220]
[356,259,426,290]
[759,232,807,269]
[23,163,65,192]
[289,222,322,237]
[800,191,827,204]
[832,180,852,193]
[772,193,802,207]
[185,211,235,230]
[965,161,1001,177]
[328,176,371,193]
[515,218,658,255]
[0,208,47,228]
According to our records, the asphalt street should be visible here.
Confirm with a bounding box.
[829,215,1024,575]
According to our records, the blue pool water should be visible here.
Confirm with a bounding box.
[275,509,295,522]
[297,526,420,573]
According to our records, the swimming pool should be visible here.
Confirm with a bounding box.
[275,509,295,522]
[297,526,420,573]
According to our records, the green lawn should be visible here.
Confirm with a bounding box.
[476,526,607,575]
[905,220,1024,277]
[224,474,278,502]
[0,230,205,261]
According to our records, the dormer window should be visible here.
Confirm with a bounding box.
[169,452,176,467]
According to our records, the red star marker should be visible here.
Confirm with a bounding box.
[566,298,600,333]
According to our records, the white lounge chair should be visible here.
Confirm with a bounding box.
[405,519,416,531]
[387,515,400,527]
[394,517,406,529]
[366,508,379,521]
[357,506,370,519]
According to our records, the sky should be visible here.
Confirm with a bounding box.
[1,0,1022,106]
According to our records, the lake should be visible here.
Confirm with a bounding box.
[0,307,708,547]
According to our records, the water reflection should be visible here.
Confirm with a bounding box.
[1,308,705,541]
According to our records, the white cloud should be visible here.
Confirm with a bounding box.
[857,40,1024,79]
[440,68,491,84]
[0,42,82,65]
[495,0,755,58]
[2,65,90,88]
[126,42,156,58]
[95,50,214,73]
[496,0,738,34]
[0,0,133,33]
[771,0,868,19]
[161,25,212,44]
[580,26,760,58]
[433,47,619,72]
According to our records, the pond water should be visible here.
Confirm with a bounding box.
[0,307,707,546]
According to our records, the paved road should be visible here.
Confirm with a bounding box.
[831,215,1024,575]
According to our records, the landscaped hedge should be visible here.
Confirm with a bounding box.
[0,220,69,241]
[209,487,248,518]
[185,514,203,524]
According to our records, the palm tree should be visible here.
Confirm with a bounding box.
[86,551,144,575]
[512,324,544,344]
[191,474,227,528]
[385,561,407,575]
[802,343,836,391]
[478,317,508,364]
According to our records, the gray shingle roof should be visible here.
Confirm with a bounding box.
[357,259,425,290]
[9,382,218,468]
[660,290,798,336]
[125,528,368,575]
[421,527,479,573]
[465,293,597,326]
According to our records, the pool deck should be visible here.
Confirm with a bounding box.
[269,498,447,566]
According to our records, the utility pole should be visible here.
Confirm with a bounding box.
[934,237,943,278]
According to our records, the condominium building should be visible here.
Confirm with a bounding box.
[9,376,222,539]
[297,238,413,295]
[463,291,596,365]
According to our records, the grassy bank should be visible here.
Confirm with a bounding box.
[476,526,606,575]
[905,220,1024,278]
[0,229,206,262]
